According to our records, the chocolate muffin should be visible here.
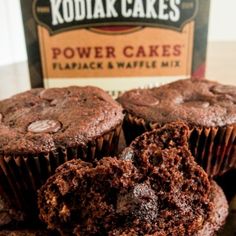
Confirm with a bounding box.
[0,86,124,217]
[117,78,236,177]
[38,122,228,236]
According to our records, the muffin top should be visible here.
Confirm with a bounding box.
[38,122,214,236]
[0,86,124,155]
[117,79,236,127]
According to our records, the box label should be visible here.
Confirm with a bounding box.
[33,0,198,33]
[35,0,196,79]
[21,0,209,92]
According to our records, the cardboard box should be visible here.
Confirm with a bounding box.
[21,0,210,96]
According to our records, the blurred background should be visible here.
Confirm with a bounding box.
[0,0,236,66]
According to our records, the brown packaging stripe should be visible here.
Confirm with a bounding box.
[0,123,122,218]
[123,113,236,178]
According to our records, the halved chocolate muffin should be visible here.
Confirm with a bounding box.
[117,78,236,177]
[38,123,228,236]
[0,86,124,218]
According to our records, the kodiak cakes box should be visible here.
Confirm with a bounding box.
[21,0,210,95]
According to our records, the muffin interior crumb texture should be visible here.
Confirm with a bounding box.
[38,122,215,236]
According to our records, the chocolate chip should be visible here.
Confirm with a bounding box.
[117,183,158,221]
[0,114,2,123]
[39,88,64,101]
[50,100,58,106]
[119,147,135,162]
[39,90,51,101]
[184,101,210,108]
[129,91,159,107]
[201,102,210,108]
[211,85,236,95]
[28,120,62,133]
[174,96,184,105]
[136,97,159,106]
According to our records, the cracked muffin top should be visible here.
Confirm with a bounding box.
[0,86,124,155]
[117,78,236,127]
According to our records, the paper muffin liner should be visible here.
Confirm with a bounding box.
[122,114,149,145]
[0,123,122,219]
[188,125,236,177]
[123,113,236,178]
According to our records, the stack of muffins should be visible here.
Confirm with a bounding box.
[0,79,234,235]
